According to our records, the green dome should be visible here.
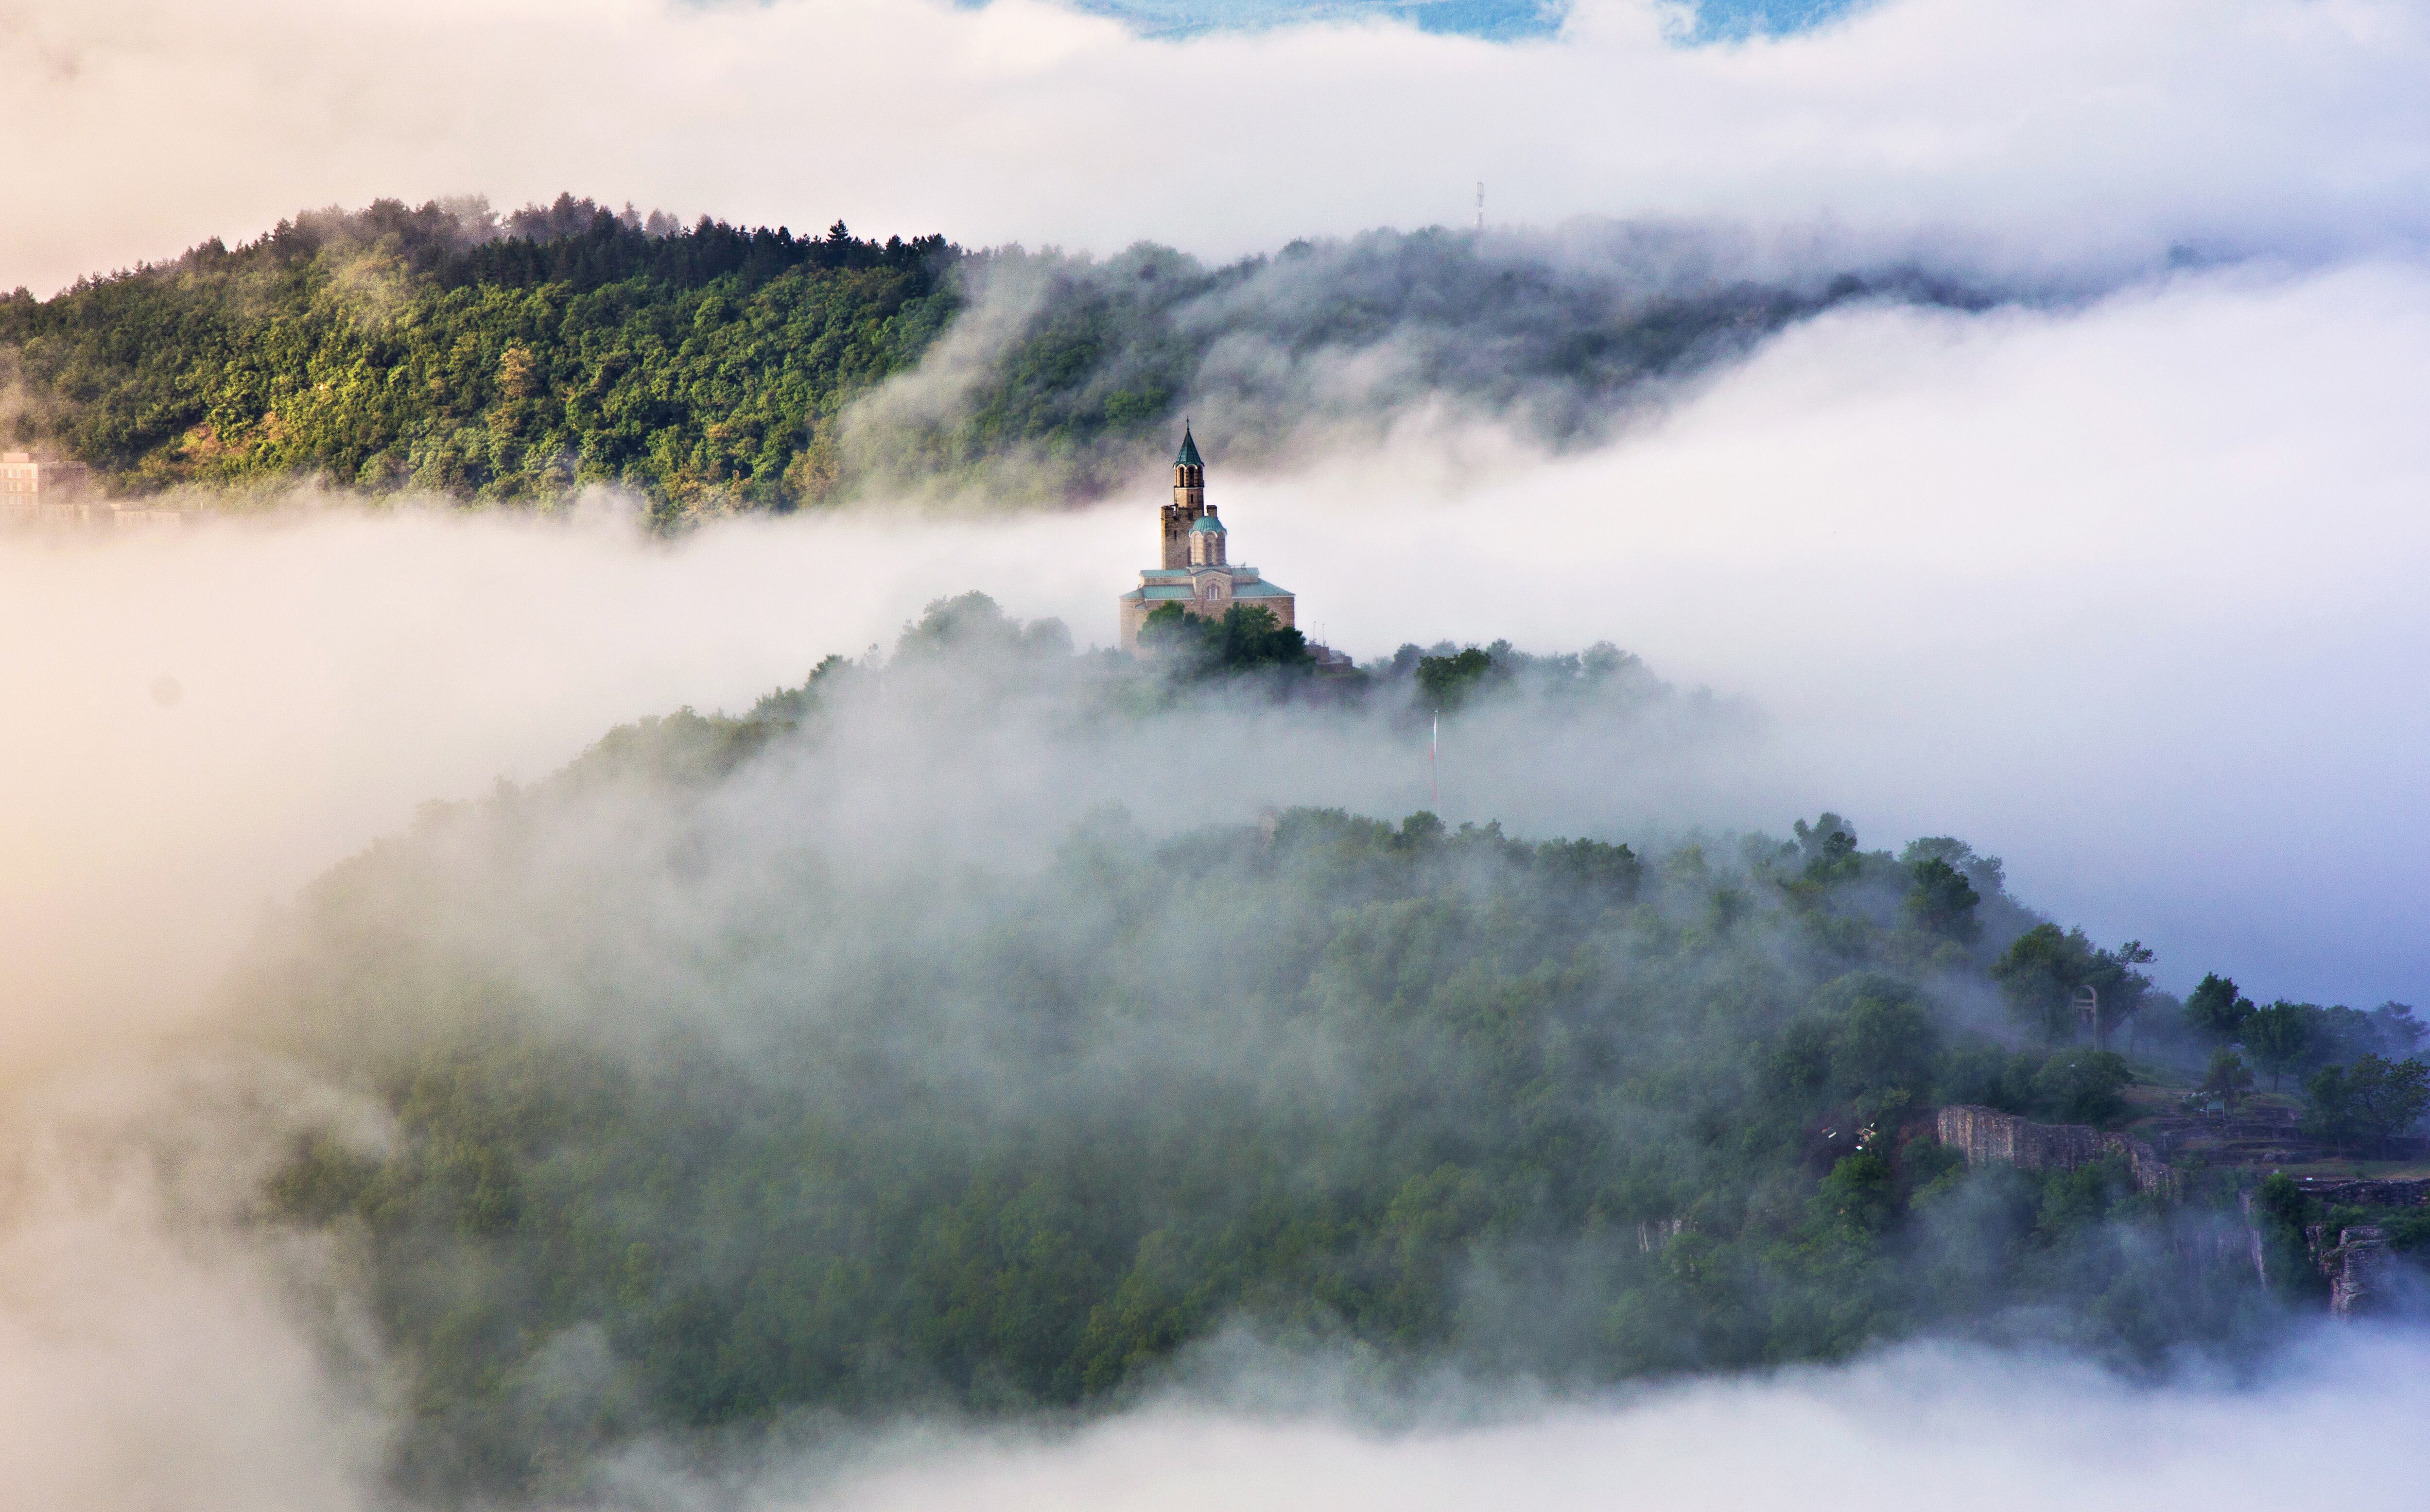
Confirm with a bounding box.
[1189,515,1223,533]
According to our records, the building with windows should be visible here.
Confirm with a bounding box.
[0,450,194,529]
[1117,427,1296,651]
[0,450,92,524]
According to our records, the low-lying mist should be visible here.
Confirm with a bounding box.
[0,615,2413,1502]
[832,223,2000,502]
[0,607,2317,1500]
[780,1330,2430,1512]
[0,248,2425,1508]
[4,251,2422,1068]
[5,1052,2423,1512]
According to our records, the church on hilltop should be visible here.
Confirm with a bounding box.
[1117,426,1296,651]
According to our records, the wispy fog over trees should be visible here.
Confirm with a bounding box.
[837,229,1993,501]
[2,197,1998,515]
[226,597,2374,1505]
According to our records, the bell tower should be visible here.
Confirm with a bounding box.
[1161,424,1206,569]
[1120,424,1294,651]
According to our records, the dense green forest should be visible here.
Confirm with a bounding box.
[3,196,1993,513]
[232,597,2421,1504]
[1,198,957,518]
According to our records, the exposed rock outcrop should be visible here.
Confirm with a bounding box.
[2319,1225,2396,1316]
[1935,1104,2180,1198]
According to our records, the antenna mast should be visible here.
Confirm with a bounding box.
[1475,182,1484,232]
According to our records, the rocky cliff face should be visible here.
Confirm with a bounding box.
[1935,1104,2180,1198]
[2316,1225,2397,1316]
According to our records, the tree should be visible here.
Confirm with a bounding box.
[1904,857,1981,942]
[2242,1001,2318,1093]
[1792,814,1862,888]
[2369,1001,2426,1057]
[2343,1054,2430,1158]
[1204,604,1311,670]
[1991,924,2086,1045]
[1137,601,1196,653]
[2302,1064,2360,1156]
[2082,939,2155,1051]
[2182,973,2253,1046]
[2311,1004,2383,1067]
[1988,927,2152,1049]
[895,592,1070,664]
[1140,603,1312,678]
[2031,1051,2134,1126]
[1415,646,1494,710]
[1900,837,2005,900]
[2198,1048,2255,1121]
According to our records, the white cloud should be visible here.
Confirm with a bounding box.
[3,258,2423,1067]
[1243,258,2430,1004]
[795,1332,2430,1512]
[5,0,2428,293]
[0,1064,384,1512]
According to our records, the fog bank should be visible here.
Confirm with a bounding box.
[2,254,2423,1077]
[0,1062,385,1510]
[829,223,2001,502]
[801,1332,2430,1512]
[0,256,2424,1512]
[2,1059,2423,1512]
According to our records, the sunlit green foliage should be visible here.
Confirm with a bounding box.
[1,197,956,518]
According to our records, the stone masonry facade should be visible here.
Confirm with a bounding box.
[1118,426,1295,651]
[1935,1104,2181,1199]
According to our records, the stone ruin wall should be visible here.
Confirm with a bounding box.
[1935,1104,2181,1199]
[2299,1177,2430,1208]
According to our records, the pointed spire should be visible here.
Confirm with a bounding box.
[1175,422,1203,469]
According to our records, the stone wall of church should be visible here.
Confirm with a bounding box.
[1118,588,1295,652]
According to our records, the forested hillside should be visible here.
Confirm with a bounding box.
[2,196,1994,514]
[230,597,2397,1505]
[0,198,957,517]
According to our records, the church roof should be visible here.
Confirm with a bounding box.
[1124,578,1292,604]
[1189,514,1223,533]
[1175,426,1203,468]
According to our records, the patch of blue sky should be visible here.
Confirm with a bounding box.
[984,0,1869,43]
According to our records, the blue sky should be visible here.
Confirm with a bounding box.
[1029,0,1863,42]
